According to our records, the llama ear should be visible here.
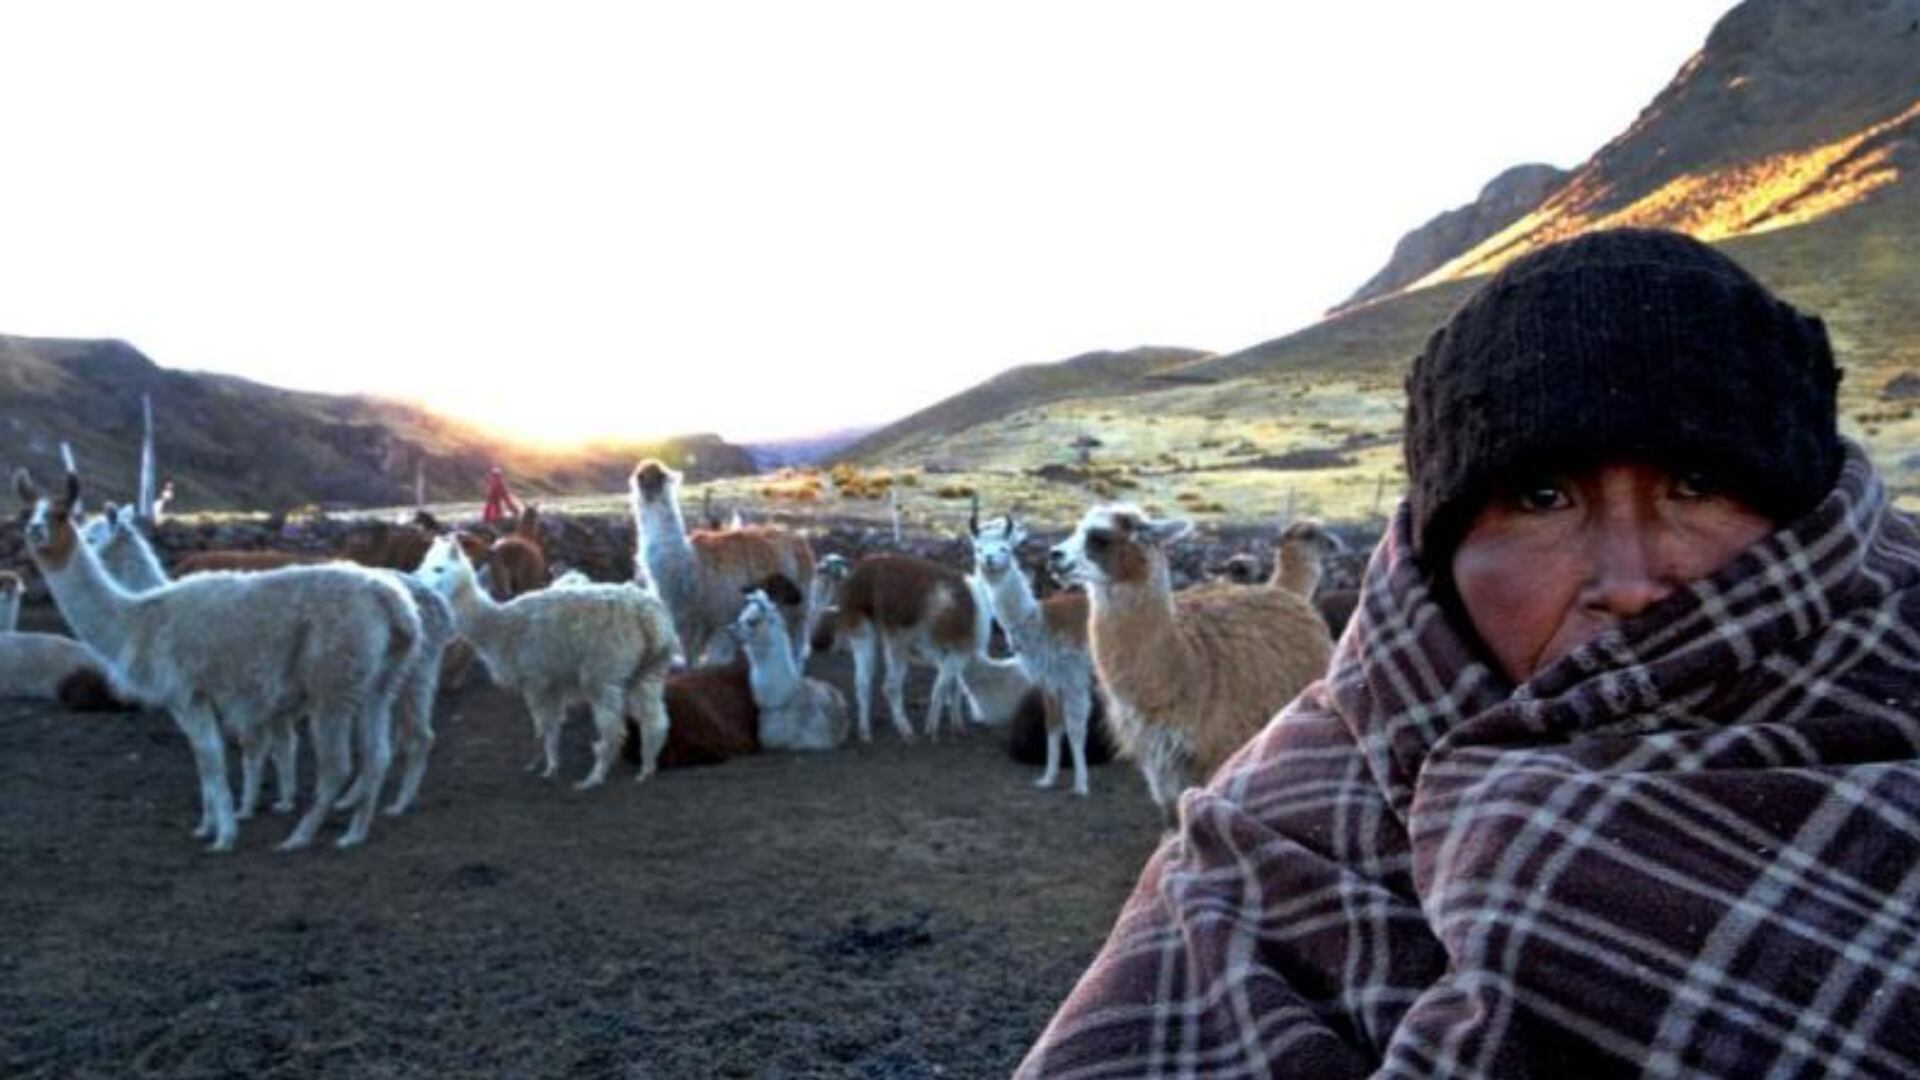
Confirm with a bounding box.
[1140,517,1193,545]
[14,469,39,506]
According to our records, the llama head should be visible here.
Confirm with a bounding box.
[1208,553,1264,585]
[631,459,681,506]
[969,515,1028,582]
[728,588,786,649]
[1049,505,1189,587]
[414,533,478,595]
[1281,520,1346,563]
[15,469,82,571]
[817,553,853,586]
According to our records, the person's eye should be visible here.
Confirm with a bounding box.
[1514,480,1571,512]
[1672,470,1726,500]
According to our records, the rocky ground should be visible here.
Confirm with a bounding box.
[0,598,1167,1079]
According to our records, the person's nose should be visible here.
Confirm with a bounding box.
[1581,515,1674,620]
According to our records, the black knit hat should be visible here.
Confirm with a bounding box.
[1405,227,1842,564]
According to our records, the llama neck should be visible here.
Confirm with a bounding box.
[39,538,138,666]
[1272,544,1321,595]
[745,626,802,706]
[1088,560,1187,678]
[105,529,170,592]
[636,498,699,599]
[443,572,510,658]
[986,571,1047,652]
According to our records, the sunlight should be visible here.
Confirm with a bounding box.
[1407,98,1918,292]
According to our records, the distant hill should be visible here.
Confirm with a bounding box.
[1334,163,1569,313]
[1368,0,1920,299]
[803,0,1920,525]
[839,346,1210,465]
[0,336,756,512]
[742,427,878,470]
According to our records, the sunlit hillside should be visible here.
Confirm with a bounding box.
[780,184,1917,532]
[1401,0,1919,291]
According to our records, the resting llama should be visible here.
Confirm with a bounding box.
[971,516,1097,795]
[1049,506,1335,820]
[631,460,815,665]
[17,470,420,852]
[730,589,850,751]
[416,534,678,787]
[0,570,125,710]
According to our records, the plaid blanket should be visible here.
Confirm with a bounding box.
[1019,444,1920,1078]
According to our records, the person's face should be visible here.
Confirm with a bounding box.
[1449,460,1776,683]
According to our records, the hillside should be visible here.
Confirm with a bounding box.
[1392,0,1920,294]
[0,336,756,512]
[1334,164,1568,313]
[839,346,1210,465]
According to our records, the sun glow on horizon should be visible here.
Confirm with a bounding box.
[0,1,1743,444]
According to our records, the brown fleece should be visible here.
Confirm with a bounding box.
[834,555,977,651]
[173,550,333,575]
[1041,592,1091,649]
[1091,558,1334,785]
[625,660,761,769]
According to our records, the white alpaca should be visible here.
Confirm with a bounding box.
[972,516,1096,796]
[416,534,678,787]
[17,470,420,852]
[631,460,815,666]
[729,589,850,751]
[86,505,457,819]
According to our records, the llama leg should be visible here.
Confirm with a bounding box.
[180,703,239,852]
[627,674,670,783]
[1064,682,1092,798]
[388,677,437,815]
[849,628,877,742]
[1036,693,1063,789]
[881,635,914,741]
[577,687,625,790]
[530,694,566,780]
[238,733,269,820]
[270,722,299,814]
[926,664,954,741]
[281,705,355,851]
[337,694,393,848]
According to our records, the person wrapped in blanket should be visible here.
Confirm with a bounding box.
[1019,228,1920,1078]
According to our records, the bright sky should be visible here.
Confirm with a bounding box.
[1,1,1738,445]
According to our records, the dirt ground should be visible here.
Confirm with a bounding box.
[0,603,1165,1080]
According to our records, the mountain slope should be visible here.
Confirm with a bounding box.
[1395,0,1920,294]
[0,336,755,512]
[1335,164,1568,313]
[840,346,1210,465]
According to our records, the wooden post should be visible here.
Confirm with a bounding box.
[889,487,903,546]
[414,457,427,512]
[138,394,157,520]
[1371,473,1387,519]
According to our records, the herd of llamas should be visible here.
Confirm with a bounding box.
[3,458,1353,852]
